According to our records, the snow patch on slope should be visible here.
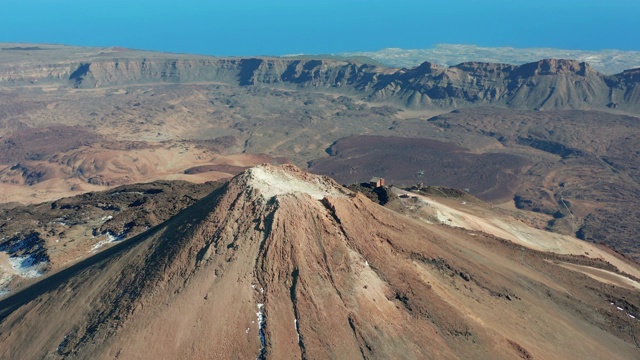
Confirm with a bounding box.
[256,303,267,357]
[7,255,45,278]
[90,233,118,253]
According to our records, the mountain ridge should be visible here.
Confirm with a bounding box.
[340,44,640,75]
[1,45,640,113]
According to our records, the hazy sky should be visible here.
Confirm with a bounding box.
[1,0,638,55]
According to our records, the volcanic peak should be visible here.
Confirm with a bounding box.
[240,164,348,201]
[1,164,640,359]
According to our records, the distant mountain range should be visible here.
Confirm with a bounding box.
[339,44,640,75]
[58,58,640,114]
[1,44,639,114]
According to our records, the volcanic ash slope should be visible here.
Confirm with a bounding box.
[0,164,639,359]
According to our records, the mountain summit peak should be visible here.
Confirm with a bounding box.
[239,164,348,201]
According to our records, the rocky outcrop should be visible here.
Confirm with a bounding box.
[610,68,640,107]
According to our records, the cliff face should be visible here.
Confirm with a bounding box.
[366,59,618,110]
[613,68,640,106]
[2,49,639,112]
[0,62,73,85]
[67,58,247,87]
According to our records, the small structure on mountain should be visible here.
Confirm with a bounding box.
[369,177,385,188]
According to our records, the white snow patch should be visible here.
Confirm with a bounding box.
[245,166,346,200]
[256,307,265,346]
[89,231,123,253]
[8,256,44,278]
[90,239,112,253]
[629,314,636,319]
[294,318,301,343]
[617,306,624,311]
[256,303,266,344]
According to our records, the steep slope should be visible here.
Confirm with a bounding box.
[614,68,640,106]
[0,164,639,359]
[2,44,640,113]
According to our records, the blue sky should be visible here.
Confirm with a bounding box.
[1,0,638,55]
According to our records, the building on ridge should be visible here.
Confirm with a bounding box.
[369,177,385,188]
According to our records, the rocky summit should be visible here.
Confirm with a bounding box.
[1,165,639,359]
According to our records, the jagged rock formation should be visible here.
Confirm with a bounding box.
[1,165,639,359]
[1,44,640,113]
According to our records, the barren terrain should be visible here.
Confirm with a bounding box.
[1,165,640,359]
[309,135,530,202]
[0,45,639,275]
[420,108,640,260]
[0,180,222,296]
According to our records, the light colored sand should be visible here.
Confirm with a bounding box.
[393,188,640,280]
[555,262,640,291]
[244,165,346,200]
